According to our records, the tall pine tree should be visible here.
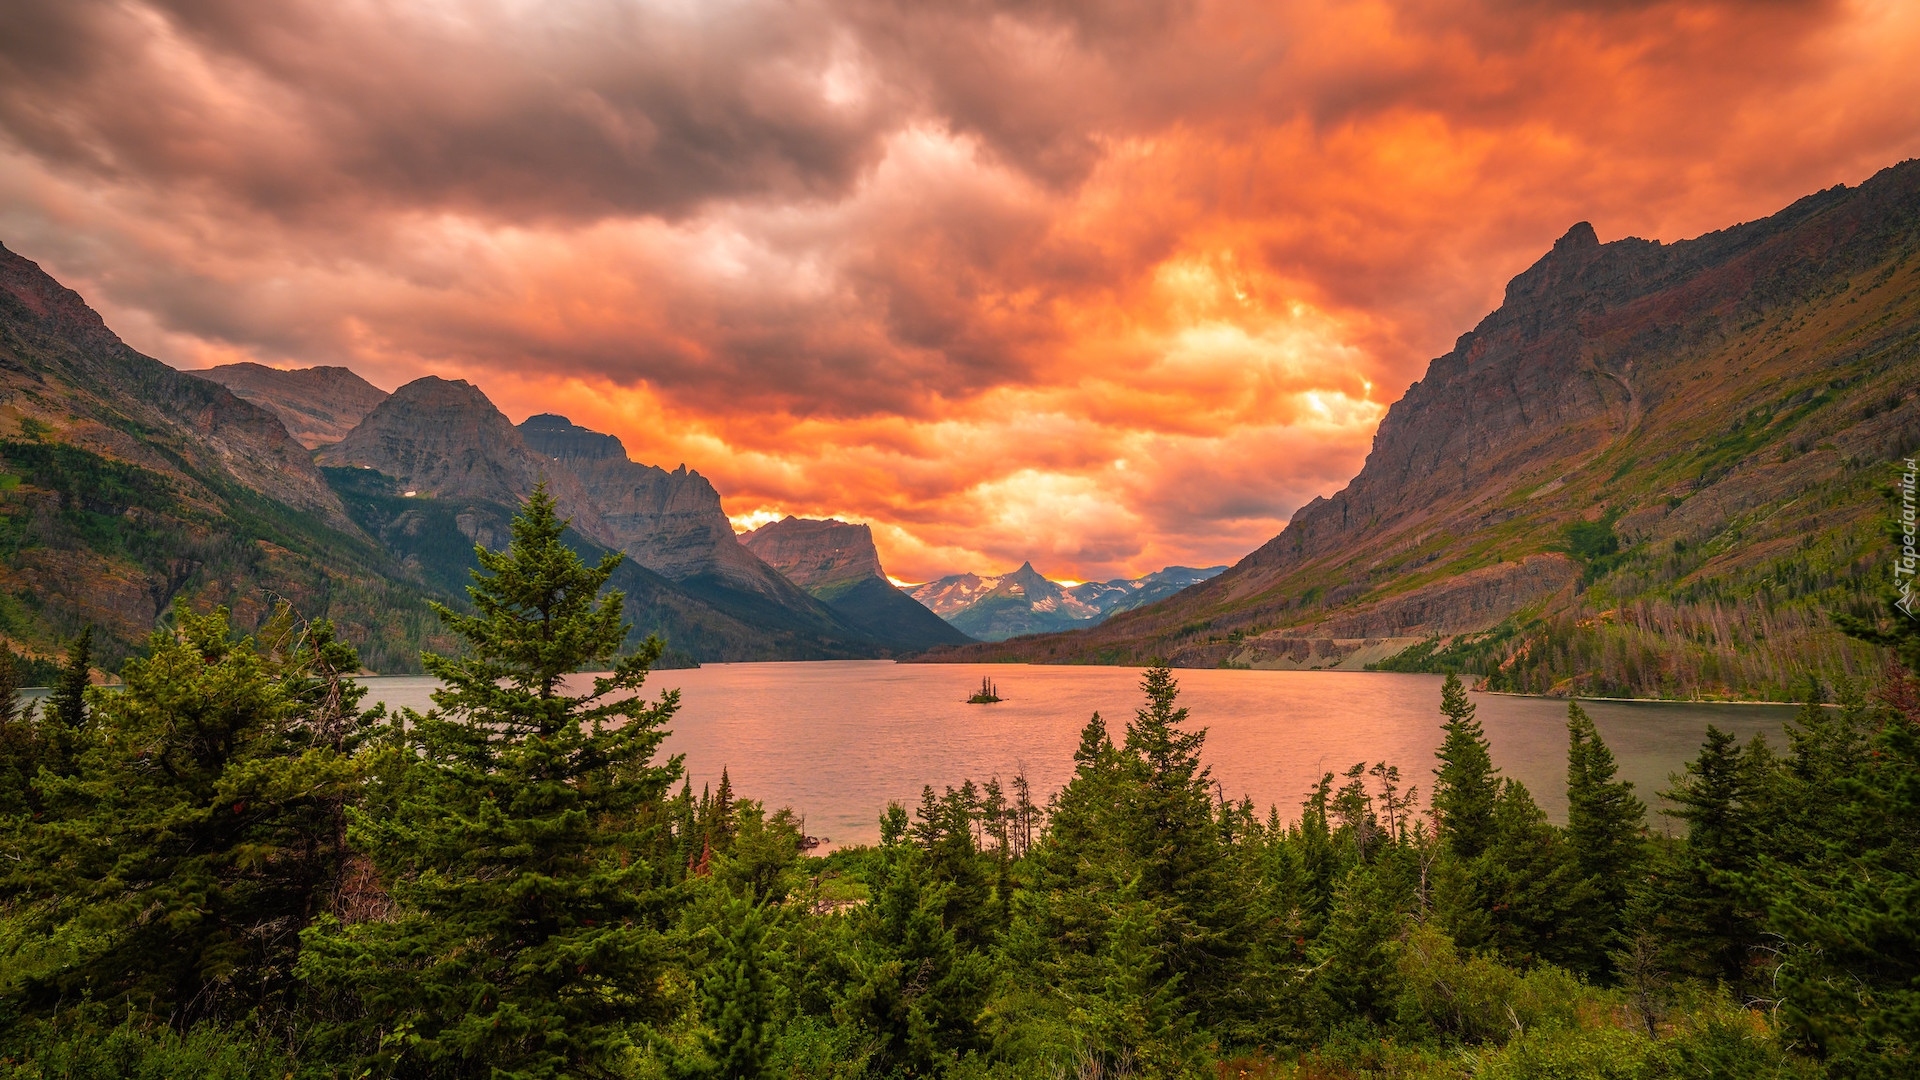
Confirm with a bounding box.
[1646,725,1764,983]
[665,898,777,1080]
[300,485,686,1079]
[1432,673,1499,860]
[1563,701,1646,979]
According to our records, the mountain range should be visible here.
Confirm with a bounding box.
[923,159,1920,700]
[7,156,1918,695]
[0,248,970,671]
[907,563,1226,642]
[741,517,971,651]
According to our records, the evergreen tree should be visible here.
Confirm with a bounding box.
[299,486,686,1079]
[841,848,992,1076]
[40,626,92,775]
[666,898,777,1080]
[1018,712,1127,963]
[1432,673,1499,859]
[0,641,19,727]
[1563,701,1646,978]
[1068,881,1201,1076]
[1116,665,1241,1009]
[45,626,90,731]
[3,604,368,1023]
[1443,779,1587,970]
[1761,680,1920,1077]
[1296,771,1340,933]
[1309,867,1404,1028]
[1648,725,1763,983]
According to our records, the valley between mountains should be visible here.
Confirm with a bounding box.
[3,158,1918,698]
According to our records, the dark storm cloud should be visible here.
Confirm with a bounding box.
[0,0,904,222]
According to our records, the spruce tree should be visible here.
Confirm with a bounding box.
[41,627,91,774]
[299,486,686,1079]
[666,898,777,1080]
[1761,679,1920,1075]
[1070,882,1200,1075]
[1309,867,1404,1028]
[1563,701,1646,978]
[4,604,368,1022]
[1017,712,1127,966]
[841,847,992,1075]
[1649,725,1762,983]
[1432,673,1499,859]
[1117,665,1243,1016]
[1446,779,1587,970]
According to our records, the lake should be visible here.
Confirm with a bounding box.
[355,661,1801,849]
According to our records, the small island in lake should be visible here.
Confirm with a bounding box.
[967,676,1003,703]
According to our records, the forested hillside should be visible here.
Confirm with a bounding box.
[1,494,1912,1079]
[0,243,457,674]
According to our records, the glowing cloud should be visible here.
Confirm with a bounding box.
[1,0,1916,579]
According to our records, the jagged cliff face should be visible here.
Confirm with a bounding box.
[741,516,886,593]
[930,160,1920,694]
[187,363,389,448]
[318,381,609,549]
[517,413,790,595]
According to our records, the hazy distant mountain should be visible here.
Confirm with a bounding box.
[743,516,973,650]
[187,362,389,448]
[1065,565,1233,617]
[925,159,1920,699]
[908,562,1225,642]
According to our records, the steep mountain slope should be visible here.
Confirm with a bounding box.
[0,245,916,671]
[927,160,1920,699]
[517,414,782,591]
[186,363,389,448]
[0,242,451,672]
[317,378,614,550]
[907,562,1225,642]
[742,516,973,650]
[513,414,900,656]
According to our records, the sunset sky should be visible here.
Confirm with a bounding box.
[2,0,1917,582]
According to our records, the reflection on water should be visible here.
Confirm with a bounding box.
[356,661,1798,850]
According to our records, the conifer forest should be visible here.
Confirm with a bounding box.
[0,491,1914,1080]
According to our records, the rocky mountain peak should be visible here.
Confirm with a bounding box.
[0,242,123,354]
[319,376,609,542]
[520,413,627,462]
[516,413,795,595]
[742,516,887,592]
[1554,221,1599,252]
[187,362,389,448]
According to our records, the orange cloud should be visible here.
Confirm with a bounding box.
[0,0,1916,581]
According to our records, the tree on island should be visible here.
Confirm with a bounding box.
[968,675,1002,703]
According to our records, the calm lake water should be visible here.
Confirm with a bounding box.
[355,662,1799,850]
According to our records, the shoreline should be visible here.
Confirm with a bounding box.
[1473,688,1822,707]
